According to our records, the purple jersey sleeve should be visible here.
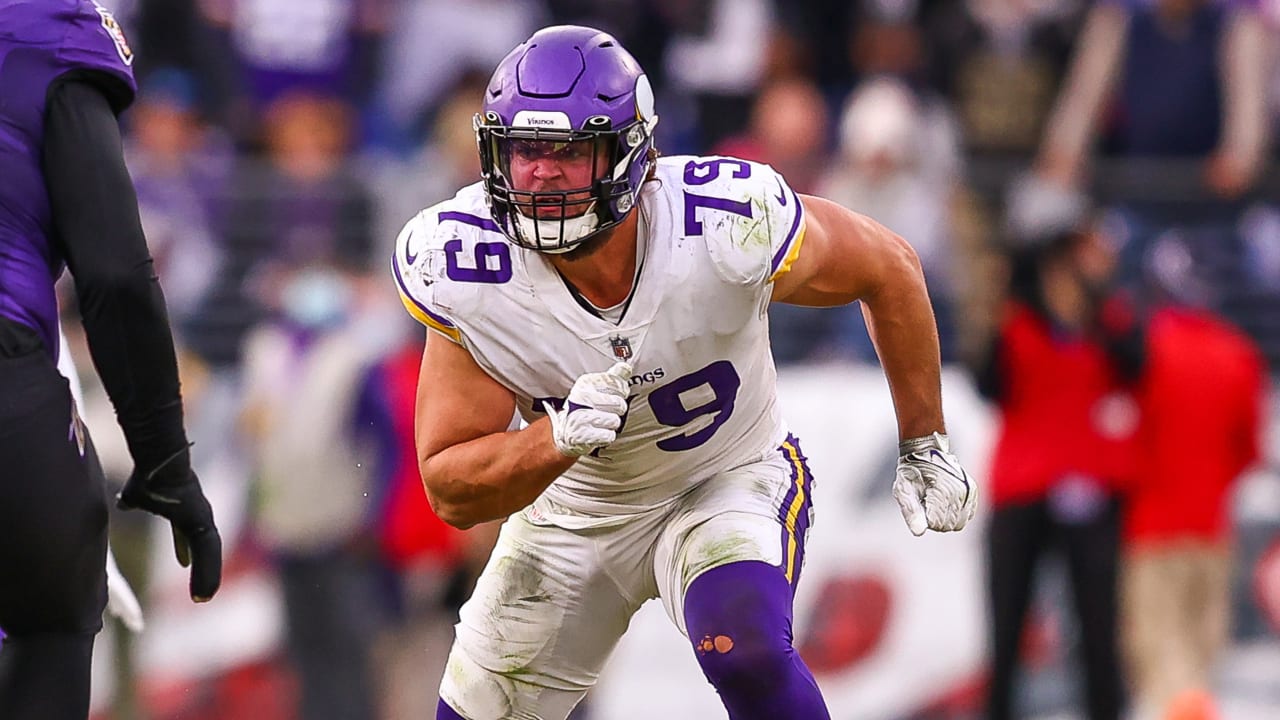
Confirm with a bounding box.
[0,0,137,106]
[54,0,138,107]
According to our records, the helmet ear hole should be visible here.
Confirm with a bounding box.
[625,125,645,149]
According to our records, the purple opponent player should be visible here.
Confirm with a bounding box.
[393,25,978,720]
[0,2,221,717]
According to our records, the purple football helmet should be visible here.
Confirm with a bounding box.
[476,25,659,253]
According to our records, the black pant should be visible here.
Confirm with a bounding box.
[279,551,383,720]
[0,325,108,719]
[986,497,1125,720]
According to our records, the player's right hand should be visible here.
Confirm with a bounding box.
[544,361,632,457]
[117,446,222,602]
[893,432,976,536]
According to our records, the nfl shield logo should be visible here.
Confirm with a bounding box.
[609,335,633,360]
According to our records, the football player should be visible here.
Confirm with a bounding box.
[0,2,220,717]
[394,25,976,720]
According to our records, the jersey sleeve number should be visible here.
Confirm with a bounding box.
[683,158,751,186]
[682,159,754,236]
[445,239,512,284]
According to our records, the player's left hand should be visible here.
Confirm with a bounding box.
[893,432,976,536]
[117,446,222,602]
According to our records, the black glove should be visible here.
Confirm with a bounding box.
[117,446,222,602]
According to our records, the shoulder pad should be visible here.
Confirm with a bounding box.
[657,155,805,287]
[391,185,514,343]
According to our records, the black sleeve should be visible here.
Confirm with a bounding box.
[42,77,190,473]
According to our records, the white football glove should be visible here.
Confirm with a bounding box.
[544,361,632,457]
[893,432,977,536]
[106,545,146,633]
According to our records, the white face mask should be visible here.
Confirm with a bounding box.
[513,201,603,254]
[280,268,352,329]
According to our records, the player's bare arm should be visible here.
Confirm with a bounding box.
[772,195,974,535]
[415,332,575,529]
[772,194,944,441]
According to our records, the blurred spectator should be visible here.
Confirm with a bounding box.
[198,0,387,144]
[374,71,489,259]
[1268,2,1280,144]
[256,92,375,270]
[662,0,774,149]
[712,74,831,194]
[354,328,510,720]
[374,0,548,150]
[186,90,374,372]
[240,263,396,720]
[172,91,378,599]
[976,181,1140,720]
[919,0,1085,158]
[849,3,925,80]
[820,75,962,349]
[1120,269,1269,720]
[102,0,239,126]
[718,74,831,365]
[124,67,232,335]
[770,74,962,365]
[1036,0,1272,199]
[771,0,863,95]
[359,330,466,580]
[837,7,970,188]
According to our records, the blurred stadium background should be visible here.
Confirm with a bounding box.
[51,0,1280,718]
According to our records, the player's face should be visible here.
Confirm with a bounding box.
[505,138,607,218]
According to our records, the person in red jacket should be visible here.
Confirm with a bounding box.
[975,182,1142,720]
[1121,302,1266,720]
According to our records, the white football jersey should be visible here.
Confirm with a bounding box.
[393,155,807,523]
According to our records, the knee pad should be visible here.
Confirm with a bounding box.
[683,561,796,687]
[682,562,830,719]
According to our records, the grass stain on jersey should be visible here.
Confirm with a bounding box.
[732,198,771,250]
[482,549,558,674]
[442,648,514,718]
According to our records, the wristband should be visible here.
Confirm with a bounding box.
[898,431,949,457]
